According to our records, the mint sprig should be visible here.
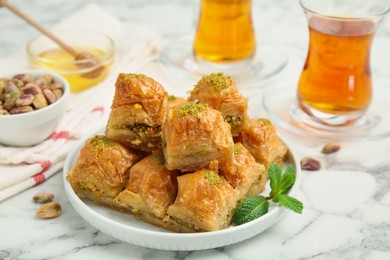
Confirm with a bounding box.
[233,196,269,225]
[233,163,303,225]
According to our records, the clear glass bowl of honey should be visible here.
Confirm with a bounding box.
[26,30,114,93]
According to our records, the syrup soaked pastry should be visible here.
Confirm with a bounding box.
[106,73,168,152]
[166,169,239,232]
[67,135,141,211]
[220,143,267,199]
[114,154,178,224]
[162,101,234,172]
[236,118,288,167]
[188,72,248,136]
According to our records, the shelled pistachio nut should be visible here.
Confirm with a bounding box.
[15,94,35,106]
[32,193,54,203]
[9,105,34,114]
[43,88,56,104]
[13,73,35,84]
[36,201,62,219]
[33,94,48,109]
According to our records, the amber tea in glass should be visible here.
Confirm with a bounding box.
[297,0,389,126]
[193,0,256,63]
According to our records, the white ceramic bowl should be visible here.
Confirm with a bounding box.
[0,70,70,147]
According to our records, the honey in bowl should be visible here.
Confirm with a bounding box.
[27,30,114,93]
[193,0,256,62]
[36,47,111,93]
[297,16,376,123]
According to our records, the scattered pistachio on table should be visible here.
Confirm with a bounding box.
[36,201,62,219]
[32,192,54,203]
[322,142,341,154]
[0,73,63,115]
[300,156,321,171]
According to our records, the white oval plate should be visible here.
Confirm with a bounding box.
[63,127,301,251]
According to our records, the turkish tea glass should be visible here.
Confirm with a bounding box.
[297,0,390,126]
[193,0,256,71]
[160,0,287,87]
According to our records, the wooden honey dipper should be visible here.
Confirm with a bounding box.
[0,0,104,78]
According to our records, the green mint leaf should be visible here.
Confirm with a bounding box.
[233,195,269,225]
[274,194,303,214]
[285,164,295,175]
[268,163,282,197]
[279,172,296,194]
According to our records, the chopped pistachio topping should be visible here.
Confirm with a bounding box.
[131,139,143,145]
[117,73,147,85]
[203,72,232,90]
[205,170,223,185]
[226,115,244,127]
[168,95,177,101]
[178,102,207,118]
[234,145,242,155]
[124,73,147,79]
[258,118,272,125]
[133,124,149,132]
[90,136,114,148]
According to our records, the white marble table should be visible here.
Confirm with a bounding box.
[1,0,390,259]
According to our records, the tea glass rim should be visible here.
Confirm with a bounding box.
[299,0,390,20]
[26,29,115,67]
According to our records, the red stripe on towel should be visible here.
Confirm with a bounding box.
[33,160,52,185]
[92,106,104,113]
[40,160,52,172]
[57,131,70,139]
[49,132,58,139]
[50,131,70,140]
[33,173,46,185]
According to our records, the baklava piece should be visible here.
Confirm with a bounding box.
[166,169,239,232]
[67,135,140,211]
[220,143,267,199]
[114,154,178,225]
[236,118,288,167]
[188,72,248,136]
[105,73,168,152]
[162,101,234,172]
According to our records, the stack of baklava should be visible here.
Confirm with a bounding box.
[67,72,287,232]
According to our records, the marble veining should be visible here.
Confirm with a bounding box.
[1,0,390,259]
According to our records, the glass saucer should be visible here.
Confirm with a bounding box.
[160,36,288,88]
[262,84,390,141]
